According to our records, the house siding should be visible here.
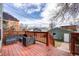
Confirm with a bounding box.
[52,28,71,41]
[52,29,64,40]
[3,12,20,31]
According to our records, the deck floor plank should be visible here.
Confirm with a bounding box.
[1,42,72,56]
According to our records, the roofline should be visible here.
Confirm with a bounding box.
[3,12,19,21]
[3,19,19,22]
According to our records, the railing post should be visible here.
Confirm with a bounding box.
[70,33,79,55]
[46,32,49,46]
[46,32,55,46]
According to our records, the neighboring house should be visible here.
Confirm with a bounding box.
[52,28,64,40]
[33,28,42,32]
[28,27,48,32]
[50,28,72,41]
[61,25,79,32]
[41,27,48,32]
[50,25,79,42]
[61,25,77,31]
[63,20,79,42]
[20,23,28,31]
[3,12,20,31]
[76,26,79,32]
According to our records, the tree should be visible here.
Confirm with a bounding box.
[49,3,79,36]
[50,3,79,29]
[20,23,28,31]
[49,18,56,30]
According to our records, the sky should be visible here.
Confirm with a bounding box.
[3,3,57,28]
[4,3,79,28]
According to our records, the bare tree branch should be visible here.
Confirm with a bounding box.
[49,3,79,30]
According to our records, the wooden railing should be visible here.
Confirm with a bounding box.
[3,31,55,46]
[70,32,79,55]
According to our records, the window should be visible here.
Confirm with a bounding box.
[53,33,56,35]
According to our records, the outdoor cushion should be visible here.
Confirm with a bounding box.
[6,35,35,45]
[6,35,18,45]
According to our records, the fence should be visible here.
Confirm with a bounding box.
[70,32,79,55]
[3,31,55,46]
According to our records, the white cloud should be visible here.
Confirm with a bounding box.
[13,3,42,14]
[26,7,40,14]
[13,3,24,8]
[12,3,58,28]
[41,3,57,18]
[26,4,42,14]
[37,3,57,27]
[19,3,57,28]
[19,18,49,28]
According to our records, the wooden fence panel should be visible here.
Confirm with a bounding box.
[70,33,79,55]
[3,31,55,46]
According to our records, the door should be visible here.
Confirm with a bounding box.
[64,33,70,42]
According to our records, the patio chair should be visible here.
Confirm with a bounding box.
[23,36,35,46]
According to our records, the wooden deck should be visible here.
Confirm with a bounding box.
[1,42,72,56]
